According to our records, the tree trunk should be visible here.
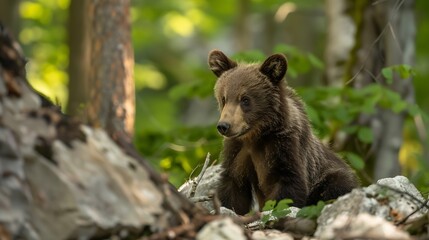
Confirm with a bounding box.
[323,0,356,86]
[0,0,21,37]
[66,0,90,117]
[369,0,416,180]
[86,0,135,140]
[325,0,416,180]
[346,0,416,180]
[234,0,251,51]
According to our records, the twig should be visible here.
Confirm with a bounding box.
[377,184,429,209]
[143,214,220,240]
[236,212,261,225]
[145,222,195,240]
[396,199,429,226]
[188,152,211,198]
[377,183,429,226]
[212,190,221,215]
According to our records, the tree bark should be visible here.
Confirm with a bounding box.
[325,0,416,180]
[66,0,90,117]
[234,0,251,51]
[86,0,135,140]
[370,0,416,180]
[349,0,416,179]
[323,0,356,86]
[0,0,21,37]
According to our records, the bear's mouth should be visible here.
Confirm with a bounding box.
[225,127,250,139]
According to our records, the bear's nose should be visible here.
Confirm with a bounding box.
[217,122,230,135]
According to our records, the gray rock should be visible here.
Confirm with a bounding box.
[252,229,294,240]
[317,213,411,239]
[196,218,246,240]
[315,176,426,237]
[0,115,165,240]
[179,165,223,212]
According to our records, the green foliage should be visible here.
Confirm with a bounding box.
[261,199,293,225]
[168,68,216,100]
[232,50,266,62]
[382,64,416,84]
[357,127,373,144]
[299,84,421,140]
[134,124,221,187]
[274,44,324,78]
[343,152,365,170]
[19,0,69,106]
[296,201,326,220]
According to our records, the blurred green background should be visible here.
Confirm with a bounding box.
[8,0,429,190]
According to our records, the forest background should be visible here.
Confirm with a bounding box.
[1,0,428,193]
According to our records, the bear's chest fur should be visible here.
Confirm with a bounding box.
[233,141,279,206]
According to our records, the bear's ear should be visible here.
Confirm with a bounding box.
[259,54,288,84]
[208,50,238,77]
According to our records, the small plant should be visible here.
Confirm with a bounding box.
[296,201,326,220]
[261,199,293,225]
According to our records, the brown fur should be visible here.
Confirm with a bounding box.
[208,50,359,215]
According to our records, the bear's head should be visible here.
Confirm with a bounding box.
[208,50,288,140]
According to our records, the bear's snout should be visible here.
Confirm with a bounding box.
[217,122,230,135]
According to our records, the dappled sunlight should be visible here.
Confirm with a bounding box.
[19,26,44,44]
[134,64,167,90]
[26,61,68,107]
[163,12,195,37]
[20,2,47,21]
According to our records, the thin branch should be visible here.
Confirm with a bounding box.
[213,190,221,215]
[396,199,429,226]
[377,183,429,209]
[188,152,211,198]
[345,0,406,86]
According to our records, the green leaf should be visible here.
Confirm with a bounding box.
[396,64,415,79]
[261,199,293,224]
[297,201,325,219]
[261,214,271,224]
[334,107,352,123]
[392,101,407,113]
[307,53,324,69]
[168,82,196,100]
[382,67,393,84]
[343,125,358,134]
[357,127,373,143]
[271,199,292,220]
[408,104,420,116]
[344,152,365,170]
[382,65,415,84]
[232,50,265,62]
[276,199,293,208]
[262,200,277,211]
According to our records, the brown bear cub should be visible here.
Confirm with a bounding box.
[208,50,359,215]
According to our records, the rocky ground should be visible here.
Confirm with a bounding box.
[181,165,429,240]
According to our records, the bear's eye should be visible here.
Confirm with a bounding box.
[240,96,250,108]
[221,96,226,106]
